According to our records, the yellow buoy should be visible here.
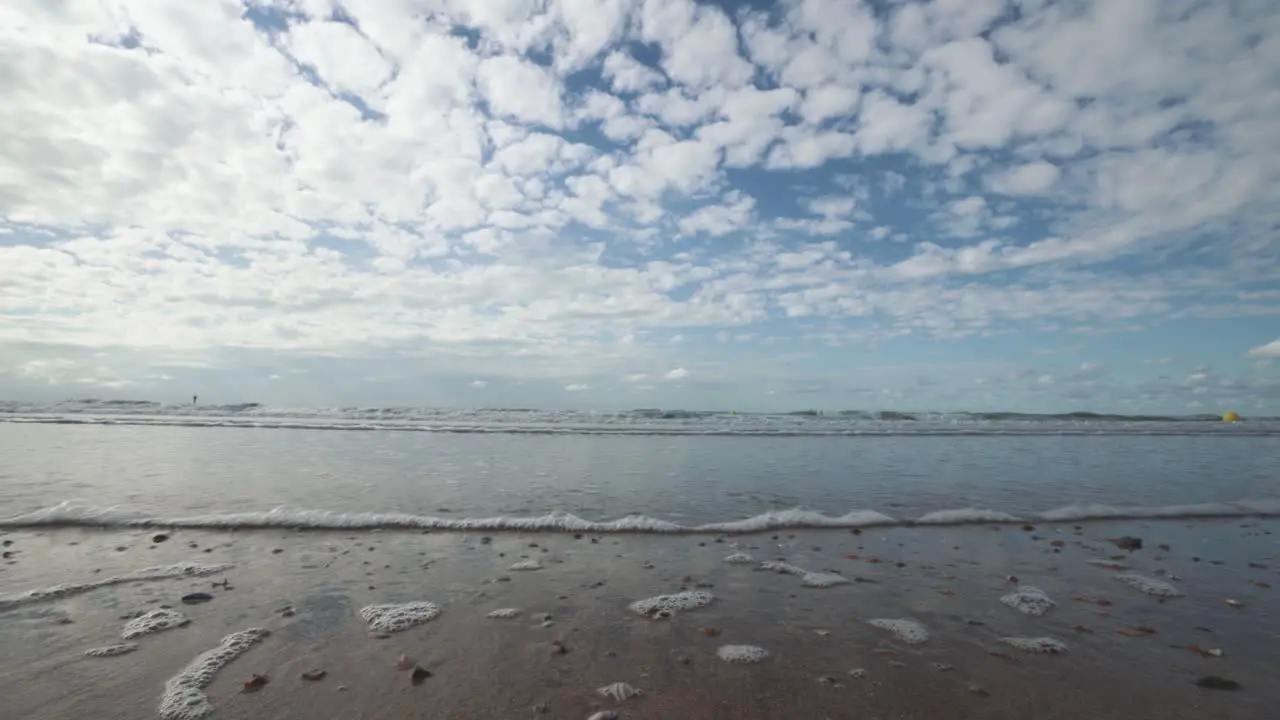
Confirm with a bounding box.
[1223,411,1241,422]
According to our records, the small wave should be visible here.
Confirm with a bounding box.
[2,499,1277,535]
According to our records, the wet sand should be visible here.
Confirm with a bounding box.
[2,519,1278,719]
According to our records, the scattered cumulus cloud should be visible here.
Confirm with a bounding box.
[0,0,1277,414]
[1247,339,1280,358]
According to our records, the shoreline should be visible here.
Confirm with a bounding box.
[3,519,1277,719]
[4,499,1280,535]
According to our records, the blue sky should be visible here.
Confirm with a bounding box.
[0,0,1278,414]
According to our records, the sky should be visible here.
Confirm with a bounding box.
[0,0,1278,415]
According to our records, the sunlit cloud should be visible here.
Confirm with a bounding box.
[0,0,1277,413]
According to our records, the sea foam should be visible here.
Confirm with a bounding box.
[868,619,929,645]
[717,645,770,663]
[122,608,188,639]
[1001,637,1068,654]
[1000,586,1055,616]
[1115,573,1183,597]
[0,562,232,611]
[359,602,441,633]
[85,643,138,658]
[3,498,1279,536]
[158,628,268,720]
[628,590,714,618]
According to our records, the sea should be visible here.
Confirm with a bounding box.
[1,399,1278,533]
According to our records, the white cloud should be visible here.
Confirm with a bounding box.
[564,383,590,392]
[0,1,1276,413]
[470,379,488,388]
[663,367,689,380]
[987,161,1060,195]
[1247,339,1280,358]
[602,51,665,94]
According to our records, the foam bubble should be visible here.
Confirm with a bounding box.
[1000,586,1055,616]
[122,608,188,639]
[1001,636,1068,654]
[158,628,268,720]
[0,562,232,611]
[717,645,770,663]
[868,618,929,645]
[1115,573,1182,597]
[508,560,543,571]
[485,608,521,619]
[359,602,441,633]
[723,552,755,564]
[628,590,714,618]
[596,682,642,701]
[801,572,849,588]
[759,561,807,576]
[85,643,138,658]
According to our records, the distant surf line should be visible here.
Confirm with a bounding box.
[3,500,1278,535]
[1,416,1274,437]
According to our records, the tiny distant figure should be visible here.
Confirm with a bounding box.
[193,394,198,406]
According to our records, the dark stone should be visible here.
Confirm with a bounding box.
[152,534,169,543]
[1195,676,1241,691]
[181,592,214,605]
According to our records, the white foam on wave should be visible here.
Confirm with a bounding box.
[800,571,849,588]
[759,561,808,576]
[1001,636,1068,654]
[717,645,770,663]
[1038,499,1280,521]
[868,618,929,645]
[359,602,441,633]
[159,628,268,720]
[723,552,756,564]
[1000,586,1055,616]
[628,590,714,618]
[915,508,1023,524]
[3,498,1278,537]
[759,561,848,588]
[122,608,188,639]
[1115,573,1183,597]
[0,562,232,611]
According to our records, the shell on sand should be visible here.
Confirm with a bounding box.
[587,712,619,720]
[596,682,642,701]
[724,552,756,564]
[486,608,522,619]
[509,560,543,571]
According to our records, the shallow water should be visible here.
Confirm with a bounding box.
[1,521,1277,719]
[0,422,1277,528]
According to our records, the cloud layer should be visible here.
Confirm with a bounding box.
[1,0,1277,413]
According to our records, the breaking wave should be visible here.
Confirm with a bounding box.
[0,400,1274,436]
[3,499,1277,534]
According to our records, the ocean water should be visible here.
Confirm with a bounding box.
[2,403,1278,532]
